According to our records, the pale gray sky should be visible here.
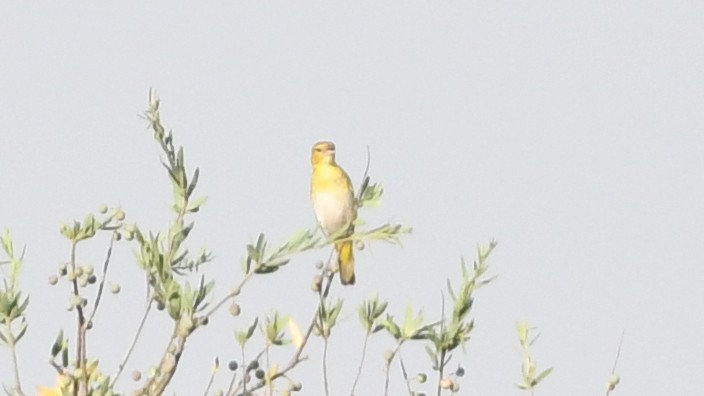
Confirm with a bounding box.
[1,2,703,395]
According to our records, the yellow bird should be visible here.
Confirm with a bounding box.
[310,141,357,285]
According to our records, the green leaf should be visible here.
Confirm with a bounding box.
[402,305,421,339]
[235,330,248,346]
[535,367,553,385]
[359,182,384,208]
[51,330,64,358]
[60,223,76,240]
[193,279,215,312]
[374,301,388,318]
[382,315,401,340]
[186,167,200,198]
[424,345,439,369]
[61,343,69,367]
[255,233,265,256]
[246,244,259,264]
[186,196,208,213]
[241,256,251,275]
[235,317,259,346]
[177,147,185,172]
[358,302,372,330]
[264,312,288,346]
[15,320,27,342]
[517,321,530,345]
[446,279,456,301]
[328,300,343,326]
[245,318,259,340]
[167,291,182,320]
[1,230,13,257]
[266,257,290,268]
[254,264,279,274]
[173,190,186,212]
[81,213,97,238]
[18,295,29,315]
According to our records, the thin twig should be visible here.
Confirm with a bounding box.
[611,330,625,374]
[240,343,247,396]
[436,350,446,396]
[86,235,116,326]
[383,342,404,396]
[69,241,88,396]
[203,239,337,326]
[606,330,625,396]
[322,337,330,396]
[436,293,446,396]
[231,348,269,396]
[6,321,25,396]
[227,262,332,395]
[203,359,218,396]
[350,332,371,395]
[201,270,255,323]
[2,242,28,394]
[49,360,68,375]
[363,145,371,182]
[111,297,153,386]
[266,342,273,396]
[235,265,336,396]
[225,369,238,396]
[356,145,372,202]
[398,351,414,396]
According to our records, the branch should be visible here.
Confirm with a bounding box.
[135,317,195,395]
[235,267,336,396]
[606,331,625,396]
[86,235,116,327]
[322,338,330,396]
[68,241,89,396]
[111,297,153,387]
[350,332,370,395]
[383,342,404,396]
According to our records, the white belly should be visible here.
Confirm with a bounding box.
[313,191,355,235]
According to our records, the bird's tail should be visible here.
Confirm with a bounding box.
[336,240,355,285]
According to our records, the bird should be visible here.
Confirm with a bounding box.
[310,141,357,285]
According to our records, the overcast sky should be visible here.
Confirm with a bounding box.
[1,2,703,395]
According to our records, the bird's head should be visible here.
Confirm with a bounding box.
[311,141,336,166]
